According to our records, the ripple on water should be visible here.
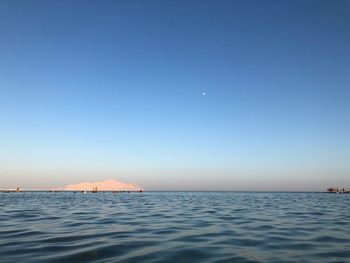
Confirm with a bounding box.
[0,192,349,263]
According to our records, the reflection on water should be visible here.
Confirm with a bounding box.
[0,192,349,262]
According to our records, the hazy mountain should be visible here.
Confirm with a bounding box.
[55,179,143,191]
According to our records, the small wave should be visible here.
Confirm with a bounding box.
[0,192,349,263]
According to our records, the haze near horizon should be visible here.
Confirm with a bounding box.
[1,0,349,191]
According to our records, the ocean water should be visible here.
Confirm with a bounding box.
[0,192,349,263]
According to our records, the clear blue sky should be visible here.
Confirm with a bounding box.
[0,0,349,190]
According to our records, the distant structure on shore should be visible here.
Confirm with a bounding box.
[54,179,144,192]
[327,187,349,194]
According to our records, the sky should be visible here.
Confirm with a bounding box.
[0,0,349,191]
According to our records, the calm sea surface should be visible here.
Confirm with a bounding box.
[0,192,349,263]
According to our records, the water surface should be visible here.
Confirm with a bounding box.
[0,192,349,262]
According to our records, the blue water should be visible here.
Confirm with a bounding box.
[0,192,349,263]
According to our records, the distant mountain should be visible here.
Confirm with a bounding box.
[55,179,143,191]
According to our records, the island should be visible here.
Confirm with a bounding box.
[53,179,144,192]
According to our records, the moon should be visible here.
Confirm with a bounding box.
[202,91,206,96]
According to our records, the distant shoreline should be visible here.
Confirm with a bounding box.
[0,189,143,193]
[1,190,347,193]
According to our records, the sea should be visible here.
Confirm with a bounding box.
[0,192,349,263]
